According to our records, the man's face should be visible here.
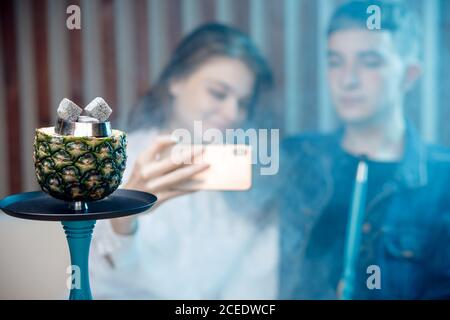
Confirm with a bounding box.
[327,29,408,126]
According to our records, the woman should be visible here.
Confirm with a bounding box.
[90,23,276,299]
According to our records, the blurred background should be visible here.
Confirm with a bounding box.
[0,0,449,299]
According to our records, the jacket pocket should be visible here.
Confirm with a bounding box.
[383,226,430,261]
[379,226,431,298]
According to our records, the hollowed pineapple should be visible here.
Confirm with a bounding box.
[33,127,127,202]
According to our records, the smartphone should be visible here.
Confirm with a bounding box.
[171,144,252,191]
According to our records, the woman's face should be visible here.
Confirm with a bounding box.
[169,56,255,132]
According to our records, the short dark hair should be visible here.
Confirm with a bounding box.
[327,0,422,59]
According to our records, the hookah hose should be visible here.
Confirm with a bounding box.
[338,157,368,300]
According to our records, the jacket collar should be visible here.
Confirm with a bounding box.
[331,120,428,189]
[394,122,428,188]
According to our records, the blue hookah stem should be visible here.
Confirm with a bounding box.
[62,219,97,300]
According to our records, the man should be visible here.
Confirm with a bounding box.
[279,0,450,299]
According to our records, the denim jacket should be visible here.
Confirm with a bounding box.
[278,124,450,299]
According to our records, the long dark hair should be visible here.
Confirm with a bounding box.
[127,23,273,132]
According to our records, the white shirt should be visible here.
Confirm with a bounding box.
[90,128,279,299]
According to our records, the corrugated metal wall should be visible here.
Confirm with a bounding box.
[0,0,449,197]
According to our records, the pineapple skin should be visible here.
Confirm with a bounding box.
[33,128,127,202]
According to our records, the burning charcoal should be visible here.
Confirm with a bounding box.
[84,97,112,122]
[57,98,82,122]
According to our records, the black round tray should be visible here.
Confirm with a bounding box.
[0,189,157,221]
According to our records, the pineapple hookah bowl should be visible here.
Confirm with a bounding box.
[35,117,126,209]
[0,100,157,300]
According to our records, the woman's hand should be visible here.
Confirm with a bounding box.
[111,135,209,235]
